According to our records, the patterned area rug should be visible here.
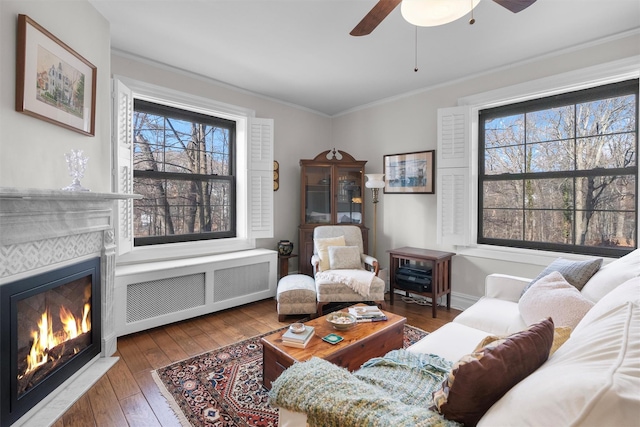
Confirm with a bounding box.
[152,325,428,427]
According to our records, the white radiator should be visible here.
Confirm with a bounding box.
[114,249,277,336]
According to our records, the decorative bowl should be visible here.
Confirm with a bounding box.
[289,322,306,334]
[326,312,357,331]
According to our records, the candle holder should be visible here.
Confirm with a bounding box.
[62,149,90,192]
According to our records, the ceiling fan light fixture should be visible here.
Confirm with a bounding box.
[401,0,481,27]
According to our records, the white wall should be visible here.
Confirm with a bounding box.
[2,0,638,304]
[110,54,333,257]
[333,32,640,303]
[0,0,332,262]
[0,1,111,192]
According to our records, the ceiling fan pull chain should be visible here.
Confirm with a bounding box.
[469,0,476,24]
[414,26,419,72]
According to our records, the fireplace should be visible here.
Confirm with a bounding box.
[1,258,102,425]
[0,188,135,426]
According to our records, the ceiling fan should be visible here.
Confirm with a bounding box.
[350,0,537,36]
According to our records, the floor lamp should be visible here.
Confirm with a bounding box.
[365,174,385,258]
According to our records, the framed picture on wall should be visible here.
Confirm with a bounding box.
[383,150,435,194]
[15,14,97,136]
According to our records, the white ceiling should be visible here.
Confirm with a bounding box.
[89,0,640,116]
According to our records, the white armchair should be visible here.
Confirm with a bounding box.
[311,225,386,316]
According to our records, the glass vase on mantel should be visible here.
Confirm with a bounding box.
[62,149,90,192]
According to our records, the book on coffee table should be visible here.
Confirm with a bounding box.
[355,315,387,323]
[349,306,386,319]
[281,325,315,348]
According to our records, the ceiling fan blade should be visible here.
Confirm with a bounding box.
[493,0,537,13]
[350,0,402,36]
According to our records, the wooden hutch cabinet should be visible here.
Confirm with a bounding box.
[299,149,369,276]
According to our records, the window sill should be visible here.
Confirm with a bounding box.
[455,244,616,267]
[116,237,256,266]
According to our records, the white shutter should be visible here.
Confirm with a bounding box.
[437,168,470,245]
[437,106,471,246]
[112,79,134,256]
[248,118,274,239]
[437,106,469,168]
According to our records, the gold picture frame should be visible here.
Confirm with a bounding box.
[15,14,97,136]
[383,150,435,194]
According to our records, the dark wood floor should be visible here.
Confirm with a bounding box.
[52,295,461,427]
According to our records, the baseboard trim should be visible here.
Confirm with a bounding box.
[450,291,479,311]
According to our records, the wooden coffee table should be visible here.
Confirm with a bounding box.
[261,304,406,390]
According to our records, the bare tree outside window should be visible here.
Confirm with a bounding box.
[479,80,638,257]
[132,100,235,246]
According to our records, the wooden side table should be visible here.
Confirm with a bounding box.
[388,247,455,318]
[278,254,298,279]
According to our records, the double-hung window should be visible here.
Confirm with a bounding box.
[478,79,638,257]
[133,100,236,245]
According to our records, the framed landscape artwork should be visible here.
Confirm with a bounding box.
[15,14,96,136]
[383,150,435,194]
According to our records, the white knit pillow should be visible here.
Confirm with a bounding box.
[328,245,361,270]
[518,271,594,329]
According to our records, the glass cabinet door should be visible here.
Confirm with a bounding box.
[304,165,331,224]
[298,150,368,276]
[336,167,363,225]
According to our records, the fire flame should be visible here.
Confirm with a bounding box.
[21,303,91,377]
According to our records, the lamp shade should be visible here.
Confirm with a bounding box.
[365,174,385,189]
[401,0,481,27]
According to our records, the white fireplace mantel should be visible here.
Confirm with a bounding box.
[0,187,133,245]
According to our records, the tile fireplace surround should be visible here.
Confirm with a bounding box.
[0,188,134,426]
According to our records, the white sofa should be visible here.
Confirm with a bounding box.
[274,250,640,426]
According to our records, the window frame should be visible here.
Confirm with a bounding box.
[437,57,640,265]
[112,76,273,265]
[477,79,639,258]
[132,99,238,246]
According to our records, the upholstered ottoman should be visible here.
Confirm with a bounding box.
[276,274,317,321]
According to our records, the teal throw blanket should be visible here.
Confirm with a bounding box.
[269,349,461,427]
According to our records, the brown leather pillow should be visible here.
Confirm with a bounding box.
[432,318,554,427]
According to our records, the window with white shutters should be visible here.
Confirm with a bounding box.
[112,78,273,254]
